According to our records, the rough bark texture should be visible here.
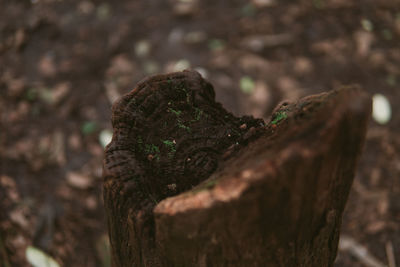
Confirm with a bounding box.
[103,70,371,267]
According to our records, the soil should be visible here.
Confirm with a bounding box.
[0,0,399,266]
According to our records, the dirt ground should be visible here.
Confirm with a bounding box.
[0,0,399,266]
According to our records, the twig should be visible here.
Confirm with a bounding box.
[339,235,387,267]
[386,241,397,267]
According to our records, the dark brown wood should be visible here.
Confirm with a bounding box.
[103,70,371,267]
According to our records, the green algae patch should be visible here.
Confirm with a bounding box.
[271,111,287,125]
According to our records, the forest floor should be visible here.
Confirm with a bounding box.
[0,0,399,266]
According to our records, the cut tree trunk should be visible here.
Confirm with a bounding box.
[103,70,371,267]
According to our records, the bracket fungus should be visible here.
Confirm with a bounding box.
[103,70,371,266]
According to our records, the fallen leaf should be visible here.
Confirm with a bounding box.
[240,76,255,94]
[39,54,57,77]
[173,59,191,72]
[52,130,66,166]
[10,209,29,228]
[25,246,60,267]
[51,82,70,105]
[14,28,26,49]
[361,19,374,32]
[134,40,151,58]
[66,172,93,189]
[251,0,276,7]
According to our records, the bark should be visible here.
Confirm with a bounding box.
[103,70,371,267]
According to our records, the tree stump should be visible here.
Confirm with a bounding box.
[103,70,371,267]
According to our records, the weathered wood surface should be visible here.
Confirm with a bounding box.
[103,70,371,267]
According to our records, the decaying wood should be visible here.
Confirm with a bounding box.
[103,70,371,267]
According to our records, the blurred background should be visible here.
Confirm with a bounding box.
[0,0,399,266]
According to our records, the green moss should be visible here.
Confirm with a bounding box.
[145,144,160,154]
[194,107,203,121]
[168,107,182,116]
[181,87,190,103]
[271,111,287,125]
[168,104,192,132]
[144,144,160,161]
[178,121,191,132]
[163,140,176,158]
[163,140,175,147]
